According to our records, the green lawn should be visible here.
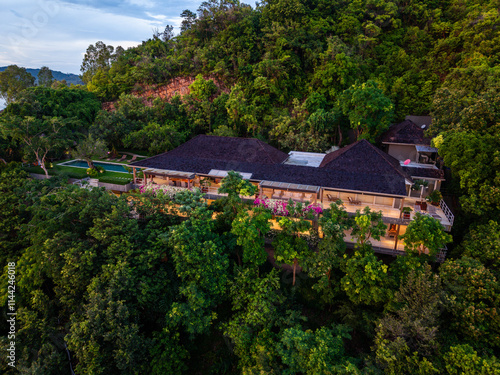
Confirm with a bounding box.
[23,163,133,183]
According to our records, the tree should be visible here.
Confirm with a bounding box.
[400,212,452,257]
[350,207,387,248]
[231,206,272,267]
[168,207,229,335]
[439,256,500,349]
[305,201,352,304]
[66,262,148,375]
[71,134,108,169]
[374,266,443,373]
[218,170,257,211]
[273,216,312,286]
[444,344,500,375]
[180,9,197,32]
[80,41,118,84]
[223,268,287,373]
[341,249,392,305]
[436,130,500,215]
[461,220,500,272]
[0,65,35,103]
[37,66,53,87]
[340,80,394,142]
[0,116,71,178]
[278,324,360,374]
[123,122,181,155]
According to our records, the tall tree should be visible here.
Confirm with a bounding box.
[400,212,452,257]
[0,116,71,178]
[278,324,359,374]
[439,256,500,349]
[340,80,394,142]
[273,215,312,286]
[71,134,108,169]
[0,65,35,104]
[37,66,54,87]
[350,207,387,248]
[305,201,352,304]
[375,266,443,373]
[168,206,230,335]
[80,41,118,84]
[231,206,272,267]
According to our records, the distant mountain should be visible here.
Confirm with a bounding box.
[0,66,83,85]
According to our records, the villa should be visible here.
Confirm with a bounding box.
[130,125,453,259]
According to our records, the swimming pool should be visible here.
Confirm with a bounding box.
[59,160,134,173]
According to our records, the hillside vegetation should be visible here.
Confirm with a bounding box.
[0,0,500,374]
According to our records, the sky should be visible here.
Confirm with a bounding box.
[0,0,206,75]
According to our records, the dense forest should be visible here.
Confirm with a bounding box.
[1,0,500,373]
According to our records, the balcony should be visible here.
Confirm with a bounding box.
[320,197,453,231]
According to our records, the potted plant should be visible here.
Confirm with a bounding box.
[402,206,412,219]
[426,190,442,206]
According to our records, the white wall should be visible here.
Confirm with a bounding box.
[388,144,417,161]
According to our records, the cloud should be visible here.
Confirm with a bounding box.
[0,0,202,73]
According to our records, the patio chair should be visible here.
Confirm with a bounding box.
[387,224,397,238]
[292,192,304,201]
[327,194,335,201]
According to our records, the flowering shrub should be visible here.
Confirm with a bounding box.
[86,165,104,177]
[254,197,323,218]
[138,184,194,200]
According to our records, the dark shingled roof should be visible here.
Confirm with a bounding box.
[141,134,289,166]
[380,119,431,145]
[402,166,445,180]
[131,136,410,196]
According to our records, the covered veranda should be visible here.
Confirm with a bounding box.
[132,167,195,188]
[259,180,320,203]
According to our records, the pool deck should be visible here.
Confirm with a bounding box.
[58,159,135,173]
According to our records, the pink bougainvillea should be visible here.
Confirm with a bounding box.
[138,184,192,199]
[254,197,322,217]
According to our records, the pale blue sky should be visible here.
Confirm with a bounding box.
[0,0,206,75]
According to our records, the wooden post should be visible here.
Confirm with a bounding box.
[394,224,401,250]
[400,197,405,218]
[314,191,317,204]
[319,189,323,205]
[144,173,147,185]
[132,167,136,184]
[259,184,263,197]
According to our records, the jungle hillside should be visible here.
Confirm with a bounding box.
[1,0,500,373]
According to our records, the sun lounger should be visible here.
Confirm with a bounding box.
[272,191,283,199]
[117,155,127,162]
[348,196,361,205]
[130,155,137,162]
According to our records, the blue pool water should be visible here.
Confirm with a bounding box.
[62,160,132,173]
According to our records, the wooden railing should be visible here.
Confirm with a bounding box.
[439,199,454,226]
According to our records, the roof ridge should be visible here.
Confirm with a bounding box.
[368,141,413,181]
[256,138,279,164]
